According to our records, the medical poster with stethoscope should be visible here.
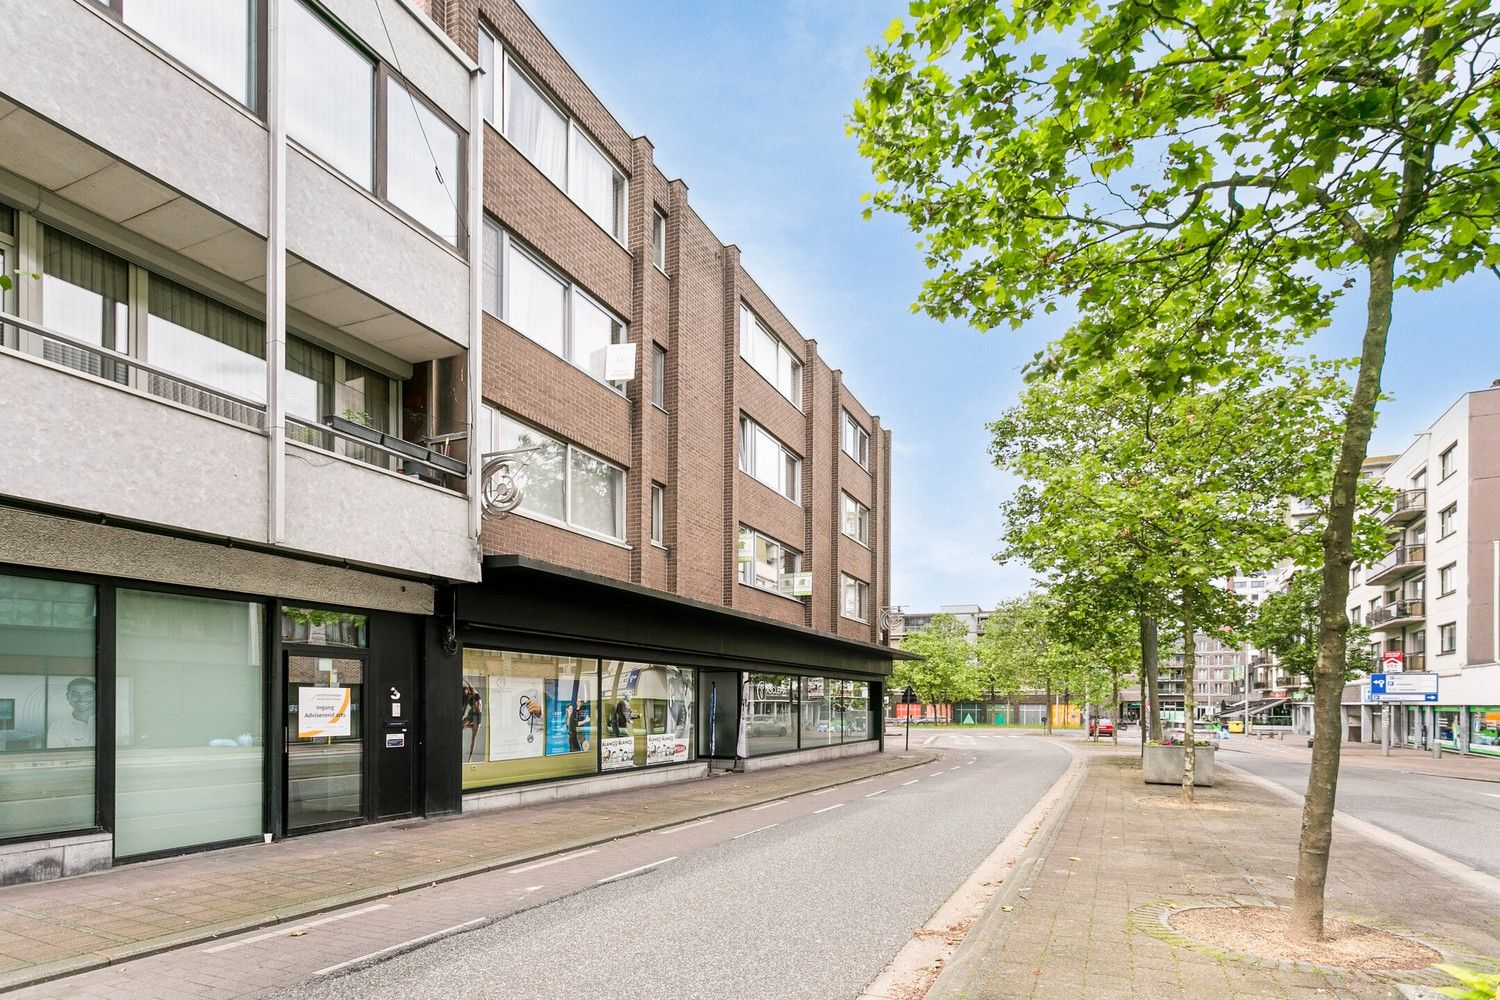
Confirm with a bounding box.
[487,675,545,761]
[544,672,594,756]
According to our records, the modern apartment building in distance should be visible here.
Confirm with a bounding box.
[1339,383,1500,757]
[0,0,899,884]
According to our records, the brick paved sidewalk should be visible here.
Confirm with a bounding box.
[931,749,1500,1000]
[0,749,931,993]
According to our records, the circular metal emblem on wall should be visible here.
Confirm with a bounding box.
[479,448,538,519]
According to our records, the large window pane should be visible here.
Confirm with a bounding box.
[124,0,255,107]
[115,591,264,858]
[496,415,566,522]
[505,244,566,356]
[569,450,623,539]
[40,227,128,374]
[570,291,620,382]
[745,673,797,755]
[800,677,837,747]
[286,0,374,188]
[481,220,501,317]
[146,276,266,420]
[569,126,621,237]
[386,78,461,246]
[284,336,333,447]
[600,662,695,770]
[504,61,566,186]
[461,649,597,789]
[0,575,96,840]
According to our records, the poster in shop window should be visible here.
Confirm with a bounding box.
[461,673,487,764]
[601,736,635,770]
[488,675,545,761]
[544,673,594,756]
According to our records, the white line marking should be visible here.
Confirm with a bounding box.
[949,766,961,771]
[732,823,779,840]
[750,799,788,811]
[512,848,598,874]
[1485,792,1500,799]
[866,788,888,798]
[852,778,874,785]
[902,779,919,786]
[813,803,845,814]
[930,771,945,778]
[598,857,677,884]
[203,904,391,953]
[655,819,712,835]
[810,788,833,796]
[313,918,488,976]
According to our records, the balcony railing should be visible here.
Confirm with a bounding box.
[1365,543,1426,585]
[1366,599,1425,628]
[1384,489,1427,525]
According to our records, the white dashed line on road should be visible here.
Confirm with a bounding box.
[732,824,779,840]
[598,857,678,885]
[750,799,788,812]
[655,819,713,835]
[902,779,919,786]
[813,803,845,815]
[313,918,489,977]
[512,848,599,874]
[202,904,392,953]
[866,788,888,798]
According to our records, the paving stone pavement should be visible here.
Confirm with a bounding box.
[0,749,931,993]
[931,745,1500,1000]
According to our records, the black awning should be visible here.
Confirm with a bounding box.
[454,555,914,678]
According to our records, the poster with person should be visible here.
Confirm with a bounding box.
[544,672,593,756]
[488,675,545,762]
[461,674,487,763]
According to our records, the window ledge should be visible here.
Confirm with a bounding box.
[840,613,870,625]
[735,469,802,510]
[738,358,803,412]
[840,533,871,551]
[510,508,632,550]
[650,541,670,552]
[737,580,808,606]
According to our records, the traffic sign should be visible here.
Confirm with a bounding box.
[1369,672,1438,702]
[900,686,920,705]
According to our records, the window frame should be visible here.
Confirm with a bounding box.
[650,482,665,547]
[738,415,802,504]
[651,343,668,411]
[737,303,802,407]
[737,526,803,598]
[652,209,667,273]
[486,222,629,395]
[1439,503,1458,539]
[840,491,870,547]
[491,409,628,543]
[839,573,870,623]
[1439,562,1457,596]
[1440,443,1457,481]
[479,26,629,246]
[841,410,871,469]
[1439,621,1457,655]
[92,0,266,116]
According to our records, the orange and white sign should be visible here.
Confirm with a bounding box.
[298,686,352,738]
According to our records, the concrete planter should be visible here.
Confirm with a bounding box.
[1143,744,1215,787]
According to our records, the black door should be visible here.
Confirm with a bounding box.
[370,614,421,820]
[698,670,740,759]
[285,651,368,833]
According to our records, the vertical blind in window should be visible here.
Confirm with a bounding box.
[386,78,461,246]
[145,276,265,421]
[41,227,129,369]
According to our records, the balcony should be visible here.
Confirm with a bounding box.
[1366,599,1426,630]
[1384,489,1427,526]
[1365,544,1426,585]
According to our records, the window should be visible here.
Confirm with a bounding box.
[841,492,870,546]
[599,662,695,770]
[1440,562,1457,595]
[738,416,801,503]
[1440,443,1457,480]
[286,0,375,188]
[1411,467,1427,490]
[492,411,625,540]
[1439,622,1457,654]
[651,344,668,410]
[738,527,802,595]
[0,574,97,841]
[1413,629,1427,654]
[488,224,628,390]
[745,673,798,755]
[146,275,267,406]
[459,649,600,788]
[480,31,627,242]
[738,304,802,405]
[841,573,870,622]
[652,210,667,271]
[119,0,257,109]
[842,411,870,469]
[385,78,462,246]
[39,226,129,375]
[1440,504,1457,539]
[650,483,664,546]
[799,678,872,747]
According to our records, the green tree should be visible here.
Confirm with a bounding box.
[1251,570,1374,687]
[978,595,1048,725]
[853,0,1498,938]
[894,613,982,707]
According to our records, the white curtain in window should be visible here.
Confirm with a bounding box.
[570,291,618,381]
[286,0,374,188]
[496,414,566,522]
[753,534,778,590]
[125,0,254,106]
[386,78,461,246]
[570,451,623,539]
[145,277,266,403]
[569,126,619,236]
[481,221,501,317]
[504,244,566,356]
[505,61,567,186]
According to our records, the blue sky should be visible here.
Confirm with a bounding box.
[522,0,1499,612]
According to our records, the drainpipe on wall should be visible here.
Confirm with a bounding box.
[466,63,484,543]
[265,0,287,545]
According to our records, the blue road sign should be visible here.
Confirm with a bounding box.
[1369,672,1438,702]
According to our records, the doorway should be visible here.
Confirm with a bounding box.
[284,652,368,833]
[698,670,740,760]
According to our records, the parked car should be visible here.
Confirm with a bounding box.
[747,715,789,737]
[1088,718,1114,737]
[1162,725,1221,748]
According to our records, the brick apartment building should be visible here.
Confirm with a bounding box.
[0,0,899,883]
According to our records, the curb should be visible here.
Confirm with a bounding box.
[0,750,938,995]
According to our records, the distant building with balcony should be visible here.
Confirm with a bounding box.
[888,604,989,645]
[1339,383,1500,755]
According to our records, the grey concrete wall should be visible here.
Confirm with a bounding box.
[283,442,479,581]
[0,508,434,615]
[1466,388,1500,665]
[0,1,267,233]
[286,149,470,348]
[736,740,879,772]
[463,761,711,813]
[322,0,472,126]
[0,353,268,542]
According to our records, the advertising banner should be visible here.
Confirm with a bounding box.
[804,677,825,700]
[646,732,689,764]
[545,674,594,755]
[488,675,545,761]
[461,674,487,764]
[601,735,635,770]
[297,687,351,739]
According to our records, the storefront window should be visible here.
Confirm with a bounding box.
[1470,709,1500,756]
[800,676,839,747]
[462,650,598,789]
[115,591,265,857]
[745,673,798,755]
[599,662,695,771]
[280,606,368,648]
[846,680,872,742]
[0,574,97,840]
[1438,709,1461,748]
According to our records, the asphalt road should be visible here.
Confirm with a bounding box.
[270,733,1068,1000]
[1218,747,1500,877]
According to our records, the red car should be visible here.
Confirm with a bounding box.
[1088,718,1114,737]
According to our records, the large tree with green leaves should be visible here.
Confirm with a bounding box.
[894,612,983,707]
[1252,570,1375,689]
[853,0,1498,940]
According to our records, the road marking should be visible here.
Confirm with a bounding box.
[866,788,888,798]
[313,918,489,976]
[656,818,713,835]
[949,766,961,771]
[203,904,391,953]
[732,823,779,840]
[750,799,788,811]
[1485,793,1500,799]
[598,857,677,884]
[813,803,845,814]
[852,778,874,785]
[930,771,945,777]
[902,779,920,786]
[512,848,599,874]
[810,788,833,795]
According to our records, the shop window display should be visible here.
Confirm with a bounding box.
[745,673,798,755]
[461,650,598,789]
[599,662,695,771]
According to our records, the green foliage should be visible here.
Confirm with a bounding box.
[895,612,982,703]
[1250,570,1372,683]
[1437,965,1500,1000]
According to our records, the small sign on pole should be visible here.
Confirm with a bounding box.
[900,685,919,751]
[1379,650,1405,672]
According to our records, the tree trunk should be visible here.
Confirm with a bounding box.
[1291,250,1397,942]
[1111,666,1120,748]
[1142,613,1162,743]
[1181,588,1196,803]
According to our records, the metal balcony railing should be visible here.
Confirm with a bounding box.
[1366,599,1425,628]
[1365,544,1426,584]
[1385,489,1427,525]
